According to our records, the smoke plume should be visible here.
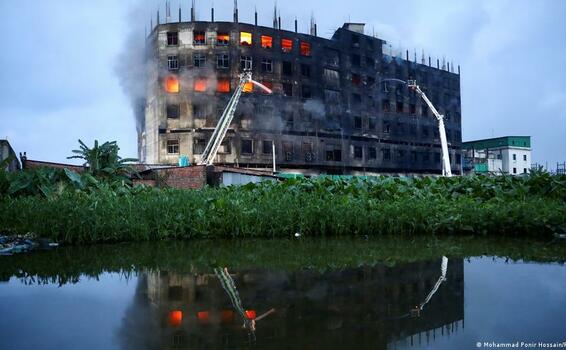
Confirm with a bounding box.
[114,3,150,136]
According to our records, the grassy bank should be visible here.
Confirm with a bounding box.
[1,174,565,244]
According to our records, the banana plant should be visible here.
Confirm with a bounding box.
[67,139,138,182]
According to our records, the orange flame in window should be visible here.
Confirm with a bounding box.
[217,79,231,93]
[194,79,207,92]
[217,33,230,44]
[300,42,311,56]
[261,35,273,49]
[240,32,252,46]
[164,76,179,93]
[281,39,293,53]
[194,33,205,43]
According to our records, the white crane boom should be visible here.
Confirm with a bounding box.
[198,71,272,166]
[419,256,448,311]
[408,80,453,177]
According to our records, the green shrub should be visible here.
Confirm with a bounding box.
[0,173,564,244]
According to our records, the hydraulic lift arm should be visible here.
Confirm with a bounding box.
[408,80,453,177]
[198,71,272,166]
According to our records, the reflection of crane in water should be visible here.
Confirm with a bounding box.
[412,256,448,316]
[214,267,275,343]
[389,256,449,319]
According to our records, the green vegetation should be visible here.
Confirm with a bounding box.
[0,139,137,197]
[1,140,564,243]
[1,237,565,286]
[0,167,565,243]
[67,139,137,180]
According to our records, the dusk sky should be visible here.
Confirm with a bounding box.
[1,0,564,169]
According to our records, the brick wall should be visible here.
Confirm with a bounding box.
[21,159,206,189]
[24,159,85,173]
[132,179,157,187]
[158,165,207,189]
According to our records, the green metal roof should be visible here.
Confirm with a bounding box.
[462,136,530,150]
[474,163,489,173]
[277,173,306,179]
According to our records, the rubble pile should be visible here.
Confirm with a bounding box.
[0,233,58,256]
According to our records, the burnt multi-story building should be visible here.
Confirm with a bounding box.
[141,8,462,175]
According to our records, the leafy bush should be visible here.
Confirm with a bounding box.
[67,139,137,181]
[0,173,564,244]
[0,139,138,198]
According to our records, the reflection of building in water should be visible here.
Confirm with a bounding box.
[122,258,464,349]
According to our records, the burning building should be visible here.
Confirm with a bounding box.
[140,5,462,175]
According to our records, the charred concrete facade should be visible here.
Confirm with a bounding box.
[141,19,462,175]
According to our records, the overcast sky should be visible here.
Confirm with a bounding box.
[0,0,564,169]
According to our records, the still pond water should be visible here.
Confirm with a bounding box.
[1,238,566,350]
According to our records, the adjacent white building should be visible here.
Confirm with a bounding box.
[462,136,531,175]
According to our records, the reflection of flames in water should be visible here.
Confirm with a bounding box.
[197,311,210,323]
[221,310,235,322]
[168,310,183,327]
[124,258,464,349]
[165,309,256,327]
[164,76,179,93]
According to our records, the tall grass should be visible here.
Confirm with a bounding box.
[0,173,564,244]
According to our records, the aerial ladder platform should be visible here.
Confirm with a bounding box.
[407,80,453,177]
[383,78,453,177]
[197,71,272,166]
